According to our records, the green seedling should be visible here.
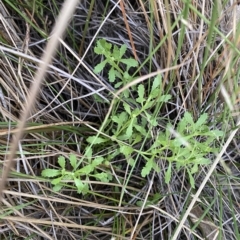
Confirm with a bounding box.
[94,38,138,97]
[148,112,224,188]
[42,154,112,194]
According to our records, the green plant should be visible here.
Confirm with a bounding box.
[41,154,112,194]
[93,38,138,97]
[87,75,171,172]
[88,80,223,188]
[93,40,224,188]
[41,39,224,193]
[149,112,224,187]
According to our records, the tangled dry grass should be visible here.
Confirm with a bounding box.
[0,0,240,239]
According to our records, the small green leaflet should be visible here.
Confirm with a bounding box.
[93,172,110,182]
[41,169,61,178]
[95,39,112,54]
[144,100,155,110]
[190,163,199,174]
[51,177,62,185]
[94,60,107,73]
[134,124,147,135]
[183,112,194,126]
[114,81,123,88]
[112,45,120,59]
[141,161,151,177]
[92,157,104,167]
[77,165,94,175]
[123,71,131,81]
[74,177,85,194]
[112,44,126,60]
[126,119,133,137]
[123,89,130,98]
[94,45,103,55]
[123,102,131,115]
[120,58,138,68]
[69,154,77,169]
[195,113,208,128]
[94,40,105,54]
[209,130,224,137]
[58,156,65,169]
[126,157,135,166]
[158,94,171,103]
[145,112,158,126]
[86,136,108,144]
[53,184,63,192]
[109,67,116,82]
[178,116,187,133]
[112,112,128,131]
[132,134,142,144]
[115,71,122,80]
[119,44,127,59]
[120,145,134,156]
[194,157,210,165]
[136,84,145,105]
[152,75,161,91]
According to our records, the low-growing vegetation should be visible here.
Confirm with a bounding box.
[0,0,240,239]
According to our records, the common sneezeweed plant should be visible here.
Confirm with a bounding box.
[41,39,224,193]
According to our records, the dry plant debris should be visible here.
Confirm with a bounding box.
[0,1,240,240]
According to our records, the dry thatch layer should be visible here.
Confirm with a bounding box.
[0,1,240,239]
